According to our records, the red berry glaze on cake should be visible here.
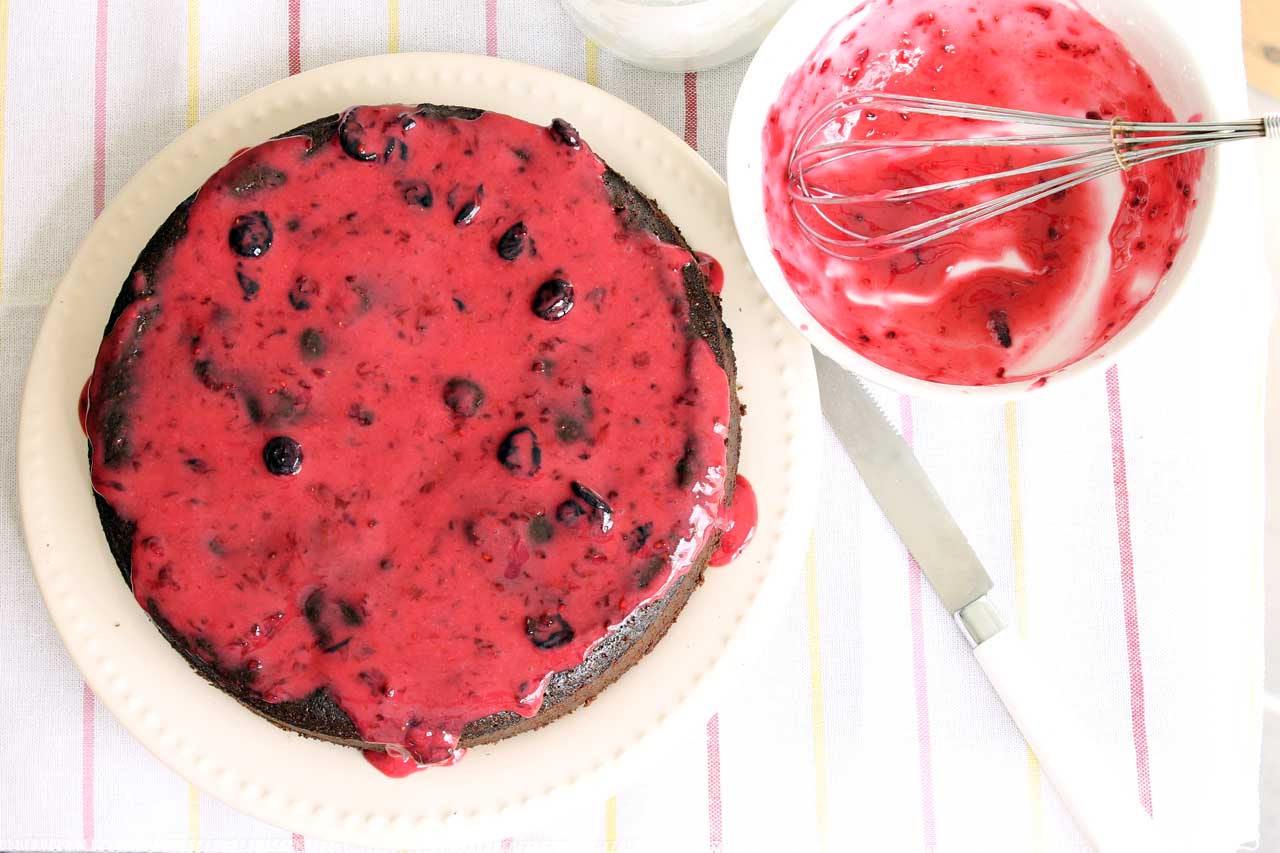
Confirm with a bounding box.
[763,0,1202,385]
[84,104,736,773]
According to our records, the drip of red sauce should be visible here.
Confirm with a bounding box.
[710,475,756,567]
[695,251,725,296]
[762,0,1201,386]
[78,378,91,437]
[83,105,733,774]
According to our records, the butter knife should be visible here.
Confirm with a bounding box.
[814,349,1157,852]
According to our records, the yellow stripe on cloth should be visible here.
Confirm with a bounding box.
[585,39,599,87]
[388,0,399,53]
[804,534,828,851]
[1004,401,1043,851]
[185,0,199,127]
[604,795,618,851]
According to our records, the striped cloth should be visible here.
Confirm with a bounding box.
[0,1,1268,851]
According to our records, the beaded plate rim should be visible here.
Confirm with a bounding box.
[17,52,820,847]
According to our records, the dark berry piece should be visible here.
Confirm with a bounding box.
[338,109,379,162]
[452,297,466,312]
[454,199,480,226]
[556,499,586,526]
[988,310,1012,348]
[185,457,208,473]
[289,275,317,310]
[624,522,653,553]
[497,426,541,477]
[383,137,405,161]
[526,613,574,649]
[571,481,613,532]
[338,600,364,626]
[635,556,664,589]
[244,394,265,424]
[322,638,351,654]
[230,164,287,196]
[229,211,272,257]
[496,222,528,260]
[550,118,581,148]
[528,515,555,544]
[303,590,325,624]
[348,404,375,426]
[556,415,583,443]
[299,328,325,360]
[675,442,698,488]
[236,270,260,301]
[263,435,303,476]
[402,181,433,208]
[442,378,485,417]
[532,277,574,321]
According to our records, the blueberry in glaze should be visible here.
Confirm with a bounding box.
[236,270,260,301]
[988,310,1013,349]
[555,499,587,526]
[454,187,484,227]
[289,275,317,311]
[263,436,303,476]
[532,278,574,321]
[497,426,541,477]
[496,222,528,260]
[442,378,484,417]
[229,211,272,258]
[299,328,326,360]
[526,613,575,649]
[571,481,614,533]
[550,118,581,149]
[528,515,555,544]
[338,108,380,162]
[624,522,652,553]
[401,181,433,208]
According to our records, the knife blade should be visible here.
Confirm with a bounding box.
[813,347,1159,851]
[813,349,993,620]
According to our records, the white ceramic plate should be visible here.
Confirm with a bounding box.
[726,0,1224,399]
[17,54,820,847]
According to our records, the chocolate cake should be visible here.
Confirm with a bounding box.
[83,103,739,774]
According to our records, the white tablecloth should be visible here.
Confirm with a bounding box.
[0,1,1270,851]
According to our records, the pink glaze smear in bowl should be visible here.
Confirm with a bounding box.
[762,0,1203,386]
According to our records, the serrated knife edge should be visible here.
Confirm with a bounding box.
[813,349,995,623]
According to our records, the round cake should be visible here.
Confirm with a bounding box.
[82,103,740,774]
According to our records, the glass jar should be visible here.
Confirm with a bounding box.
[561,0,797,73]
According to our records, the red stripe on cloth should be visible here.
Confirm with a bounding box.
[706,712,723,849]
[485,0,497,57]
[898,396,937,848]
[82,684,95,847]
[92,0,109,217]
[1104,365,1153,816]
[683,72,697,149]
[287,0,301,76]
[291,832,305,851]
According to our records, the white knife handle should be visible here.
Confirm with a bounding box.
[973,627,1159,852]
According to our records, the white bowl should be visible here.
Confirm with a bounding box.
[726,0,1225,398]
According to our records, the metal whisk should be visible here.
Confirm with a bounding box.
[788,93,1279,260]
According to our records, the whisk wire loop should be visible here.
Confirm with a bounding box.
[787,93,1274,259]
